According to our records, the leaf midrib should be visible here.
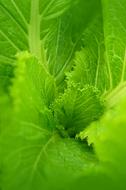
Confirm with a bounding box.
[29,0,42,61]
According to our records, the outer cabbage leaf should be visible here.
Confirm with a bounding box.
[78,96,126,190]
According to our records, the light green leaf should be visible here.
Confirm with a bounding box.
[1,124,96,190]
[43,0,100,85]
[79,96,126,181]
[10,52,56,129]
[68,14,108,93]
[102,0,126,89]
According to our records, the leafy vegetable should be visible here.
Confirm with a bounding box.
[0,0,126,190]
